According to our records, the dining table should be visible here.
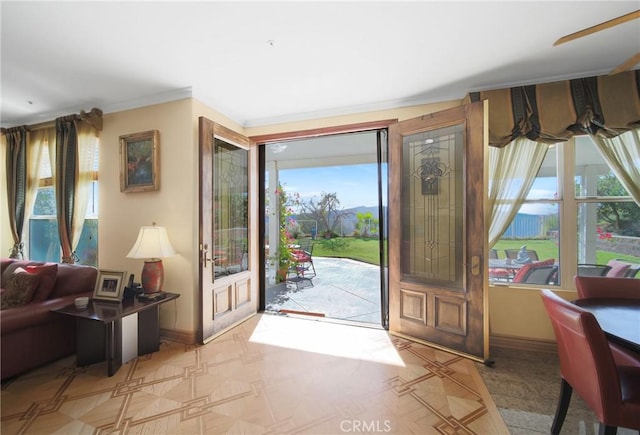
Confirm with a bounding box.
[573,297,640,353]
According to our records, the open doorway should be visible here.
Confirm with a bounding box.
[260,130,388,326]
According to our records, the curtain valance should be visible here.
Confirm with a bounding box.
[0,108,102,134]
[466,70,640,148]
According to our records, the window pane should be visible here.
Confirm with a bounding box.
[29,218,98,266]
[574,136,631,197]
[29,219,60,262]
[490,203,560,286]
[526,145,558,200]
[577,202,640,277]
[213,138,249,278]
[32,187,56,216]
[86,181,99,217]
[76,219,98,266]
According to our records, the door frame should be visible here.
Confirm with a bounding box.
[251,120,395,321]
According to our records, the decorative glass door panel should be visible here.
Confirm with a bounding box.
[213,138,249,278]
[402,125,464,288]
[389,102,488,362]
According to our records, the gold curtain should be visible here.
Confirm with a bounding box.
[466,70,640,148]
[590,128,640,206]
[3,126,28,258]
[25,128,54,244]
[488,138,550,247]
[55,108,102,263]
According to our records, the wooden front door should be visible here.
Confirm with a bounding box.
[199,117,258,343]
[388,102,489,362]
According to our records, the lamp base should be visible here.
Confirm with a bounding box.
[141,259,164,293]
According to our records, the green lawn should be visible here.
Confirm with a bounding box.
[306,237,639,267]
[307,237,386,266]
[493,239,639,264]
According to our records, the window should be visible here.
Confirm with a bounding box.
[491,145,561,285]
[574,135,640,278]
[490,136,640,286]
[29,145,99,266]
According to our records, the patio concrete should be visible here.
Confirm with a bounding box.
[265,257,383,325]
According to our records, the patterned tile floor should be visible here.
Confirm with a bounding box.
[475,347,637,435]
[1,314,508,434]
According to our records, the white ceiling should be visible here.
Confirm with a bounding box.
[2,1,639,129]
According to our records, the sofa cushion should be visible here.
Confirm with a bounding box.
[2,261,34,285]
[26,263,59,302]
[1,267,40,310]
[49,264,98,298]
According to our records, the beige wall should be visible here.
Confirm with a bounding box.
[488,285,576,342]
[99,98,245,335]
[244,101,460,137]
[1,96,575,345]
[99,99,196,332]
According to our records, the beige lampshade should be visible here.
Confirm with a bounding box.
[126,225,176,260]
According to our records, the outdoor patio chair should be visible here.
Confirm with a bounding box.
[577,264,612,277]
[607,259,640,278]
[290,239,316,279]
[512,259,557,284]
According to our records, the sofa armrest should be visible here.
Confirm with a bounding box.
[0,291,93,334]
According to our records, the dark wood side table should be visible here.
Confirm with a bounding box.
[51,292,179,376]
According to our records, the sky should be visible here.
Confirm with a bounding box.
[276,166,558,214]
[277,163,387,210]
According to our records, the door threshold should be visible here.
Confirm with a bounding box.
[262,309,386,330]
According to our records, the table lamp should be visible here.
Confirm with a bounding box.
[126,223,176,293]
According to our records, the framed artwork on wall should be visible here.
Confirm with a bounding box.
[93,270,127,302]
[120,130,160,192]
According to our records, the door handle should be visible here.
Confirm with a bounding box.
[471,255,481,276]
[201,244,211,268]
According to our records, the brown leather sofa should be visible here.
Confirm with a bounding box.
[1,258,97,380]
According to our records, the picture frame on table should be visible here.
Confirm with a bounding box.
[93,270,127,302]
[119,130,160,193]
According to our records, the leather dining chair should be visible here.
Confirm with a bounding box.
[574,276,640,367]
[540,289,640,434]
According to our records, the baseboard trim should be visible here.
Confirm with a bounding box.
[490,334,557,354]
[160,328,197,345]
